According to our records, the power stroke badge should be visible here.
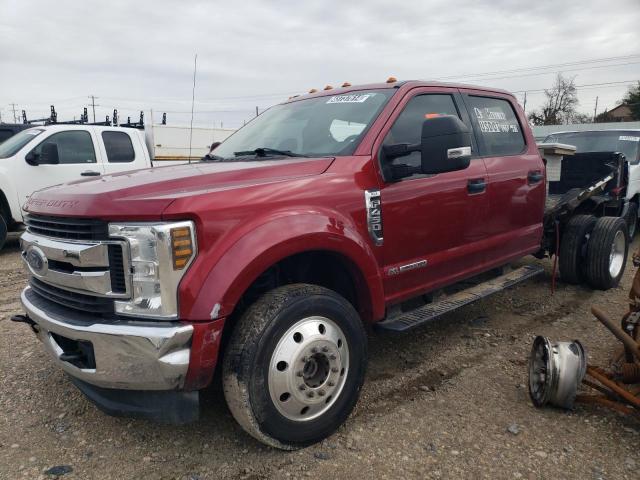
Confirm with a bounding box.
[365,189,383,246]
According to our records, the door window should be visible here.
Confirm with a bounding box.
[31,131,96,164]
[383,94,461,171]
[467,96,525,156]
[102,131,135,163]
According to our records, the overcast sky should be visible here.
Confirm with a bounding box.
[1,0,639,128]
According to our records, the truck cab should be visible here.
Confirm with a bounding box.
[0,125,152,247]
[14,80,547,449]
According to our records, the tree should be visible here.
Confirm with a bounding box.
[570,112,593,124]
[622,81,640,121]
[528,74,579,125]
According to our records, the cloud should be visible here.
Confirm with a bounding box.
[1,0,638,127]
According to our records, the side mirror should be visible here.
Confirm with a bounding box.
[420,115,471,174]
[39,143,60,165]
[25,151,39,166]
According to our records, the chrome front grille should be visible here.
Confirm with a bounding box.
[20,225,130,315]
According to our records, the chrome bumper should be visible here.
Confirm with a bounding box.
[20,287,193,390]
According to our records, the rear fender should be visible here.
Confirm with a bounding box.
[181,210,385,323]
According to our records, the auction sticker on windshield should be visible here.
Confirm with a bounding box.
[327,94,372,104]
[620,136,640,142]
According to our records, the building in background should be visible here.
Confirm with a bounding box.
[596,104,635,123]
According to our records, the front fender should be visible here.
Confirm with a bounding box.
[180,210,385,323]
[0,169,21,223]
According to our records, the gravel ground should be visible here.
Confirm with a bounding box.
[1,234,640,479]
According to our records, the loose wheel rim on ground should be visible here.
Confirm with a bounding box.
[609,230,626,278]
[268,316,349,422]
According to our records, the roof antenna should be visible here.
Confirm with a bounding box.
[188,53,198,164]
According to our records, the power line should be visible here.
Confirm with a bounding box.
[512,79,639,94]
[436,54,640,81]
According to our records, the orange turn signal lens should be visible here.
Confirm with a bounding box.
[170,227,193,270]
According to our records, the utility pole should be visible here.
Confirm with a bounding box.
[255,106,259,117]
[10,103,18,123]
[188,53,198,164]
[523,92,527,114]
[593,96,599,123]
[88,95,99,122]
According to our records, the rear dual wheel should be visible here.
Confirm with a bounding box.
[560,215,628,290]
[223,284,367,449]
[585,217,628,290]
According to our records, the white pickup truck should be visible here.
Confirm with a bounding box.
[0,124,233,249]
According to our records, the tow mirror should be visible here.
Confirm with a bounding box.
[420,115,471,174]
[25,151,39,166]
[39,143,60,165]
[381,115,472,181]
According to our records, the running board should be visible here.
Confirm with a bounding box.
[375,264,545,333]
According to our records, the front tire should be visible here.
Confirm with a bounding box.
[222,284,367,449]
[585,217,628,290]
[0,213,7,251]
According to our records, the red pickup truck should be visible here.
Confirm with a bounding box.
[12,80,629,449]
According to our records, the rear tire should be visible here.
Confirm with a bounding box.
[222,284,367,449]
[0,213,7,251]
[559,215,596,284]
[585,217,628,290]
[624,202,638,240]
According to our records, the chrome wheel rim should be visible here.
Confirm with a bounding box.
[268,316,349,422]
[609,230,626,278]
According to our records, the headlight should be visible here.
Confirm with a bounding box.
[108,221,197,320]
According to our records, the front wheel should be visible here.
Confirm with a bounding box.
[222,284,367,449]
[0,213,7,251]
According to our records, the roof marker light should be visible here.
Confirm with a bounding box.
[309,88,318,93]
[342,82,352,87]
[386,76,397,83]
[324,85,333,90]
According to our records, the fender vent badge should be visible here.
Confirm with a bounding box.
[365,189,383,246]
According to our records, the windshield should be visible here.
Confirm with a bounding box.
[0,128,44,159]
[211,90,394,160]
[544,131,640,164]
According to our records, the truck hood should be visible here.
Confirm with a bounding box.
[24,157,334,218]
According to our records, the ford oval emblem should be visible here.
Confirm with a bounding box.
[25,246,48,275]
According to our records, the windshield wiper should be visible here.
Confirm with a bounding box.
[233,147,308,158]
[200,153,227,162]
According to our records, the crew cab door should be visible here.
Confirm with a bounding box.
[99,129,150,175]
[460,91,545,262]
[375,88,490,304]
[18,129,104,209]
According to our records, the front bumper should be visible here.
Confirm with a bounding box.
[20,286,193,390]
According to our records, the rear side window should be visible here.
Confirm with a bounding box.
[468,96,525,156]
[102,131,135,163]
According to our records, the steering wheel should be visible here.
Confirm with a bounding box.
[341,134,360,144]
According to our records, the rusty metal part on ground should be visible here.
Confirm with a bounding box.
[528,245,640,416]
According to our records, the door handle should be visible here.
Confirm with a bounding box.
[81,170,101,177]
[467,179,486,194]
[528,170,544,184]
